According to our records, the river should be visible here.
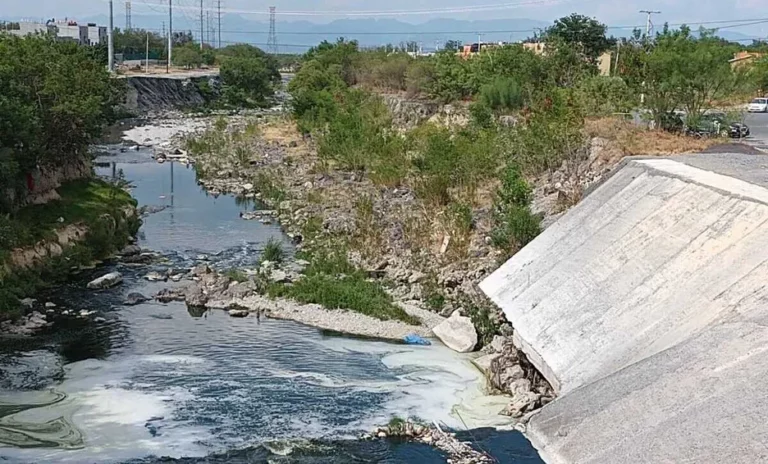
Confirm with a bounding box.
[0,119,543,463]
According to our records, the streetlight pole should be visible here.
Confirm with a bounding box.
[108,0,114,72]
[639,10,661,37]
[167,0,173,73]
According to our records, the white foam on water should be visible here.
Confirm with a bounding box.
[313,336,514,431]
[0,355,212,463]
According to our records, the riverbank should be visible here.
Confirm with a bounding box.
[160,111,556,420]
[0,178,139,322]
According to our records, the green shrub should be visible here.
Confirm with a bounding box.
[463,298,501,348]
[268,247,418,323]
[510,90,586,174]
[270,273,418,324]
[254,171,287,203]
[219,45,280,107]
[491,165,541,257]
[173,43,204,69]
[469,101,495,129]
[261,238,284,263]
[479,77,524,112]
[410,125,502,204]
[356,52,412,92]
[405,58,435,97]
[317,92,399,173]
[224,268,248,282]
[573,75,634,115]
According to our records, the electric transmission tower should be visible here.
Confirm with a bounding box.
[125,1,132,30]
[267,6,278,54]
[217,0,222,48]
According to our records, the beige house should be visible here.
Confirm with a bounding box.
[729,51,763,69]
[523,42,613,76]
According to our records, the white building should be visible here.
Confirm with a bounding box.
[2,20,106,46]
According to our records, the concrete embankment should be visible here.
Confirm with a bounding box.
[122,72,219,113]
[480,153,768,463]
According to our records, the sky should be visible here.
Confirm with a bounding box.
[4,0,767,36]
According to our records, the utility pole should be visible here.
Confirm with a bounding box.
[145,31,150,73]
[108,0,114,72]
[217,0,222,48]
[168,0,172,73]
[200,0,204,50]
[639,10,661,37]
[125,1,132,30]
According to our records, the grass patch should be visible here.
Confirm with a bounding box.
[6,179,136,250]
[268,249,419,324]
[261,238,284,264]
[301,215,324,243]
[0,178,139,319]
[223,268,249,283]
[254,171,288,204]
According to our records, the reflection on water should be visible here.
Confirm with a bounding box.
[95,157,284,255]
[0,391,83,449]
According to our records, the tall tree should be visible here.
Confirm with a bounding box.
[642,26,737,126]
[545,13,612,63]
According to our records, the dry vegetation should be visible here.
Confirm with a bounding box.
[585,117,723,161]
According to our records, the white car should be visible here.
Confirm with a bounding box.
[748,98,768,113]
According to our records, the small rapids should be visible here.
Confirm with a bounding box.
[0,119,541,464]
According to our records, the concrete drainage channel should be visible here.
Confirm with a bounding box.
[481,152,768,464]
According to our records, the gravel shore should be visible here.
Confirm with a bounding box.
[209,294,446,340]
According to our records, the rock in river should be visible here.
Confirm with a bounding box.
[124,293,150,306]
[432,311,478,353]
[185,283,208,308]
[144,271,167,282]
[119,244,142,257]
[87,272,123,290]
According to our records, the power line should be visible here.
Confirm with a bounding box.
[135,18,768,39]
[129,0,588,17]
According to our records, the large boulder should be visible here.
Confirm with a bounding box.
[432,311,478,353]
[185,283,208,308]
[87,272,123,290]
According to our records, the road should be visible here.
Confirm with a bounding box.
[744,112,768,151]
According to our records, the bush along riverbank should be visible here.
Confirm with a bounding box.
[0,178,140,327]
[0,34,138,329]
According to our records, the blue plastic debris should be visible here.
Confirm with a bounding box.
[403,333,431,345]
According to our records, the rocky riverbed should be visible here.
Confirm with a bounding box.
[160,111,556,422]
[0,112,547,464]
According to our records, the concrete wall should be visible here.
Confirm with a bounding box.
[121,74,219,113]
[480,153,768,463]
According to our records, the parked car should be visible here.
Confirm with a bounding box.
[748,98,768,113]
[686,112,750,138]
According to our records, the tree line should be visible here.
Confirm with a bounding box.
[286,13,767,259]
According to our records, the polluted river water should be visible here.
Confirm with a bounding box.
[0,118,543,463]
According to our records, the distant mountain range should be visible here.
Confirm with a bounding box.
[3,14,761,53]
